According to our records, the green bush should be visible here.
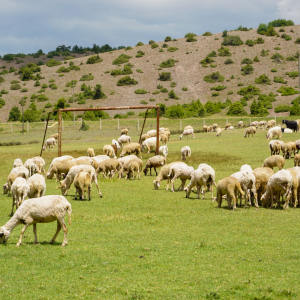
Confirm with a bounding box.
[168,89,178,99]
[0,76,4,83]
[20,88,28,92]
[149,98,155,102]
[204,71,225,83]
[11,83,21,90]
[34,80,41,87]
[160,88,168,93]
[250,100,269,116]
[260,49,269,56]
[80,74,94,81]
[286,55,297,61]
[165,36,172,42]
[255,74,271,85]
[207,51,217,57]
[167,47,178,52]
[140,100,148,105]
[112,54,132,65]
[37,94,49,102]
[136,50,145,58]
[49,83,57,90]
[124,46,132,51]
[44,102,52,108]
[275,105,291,112]
[281,33,292,40]
[152,90,160,94]
[158,72,171,81]
[159,59,178,68]
[277,86,299,96]
[136,69,143,73]
[117,76,138,86]
[186,36,197,42]
[218,46,231,56]
[211,85,226,91]
[212,92,219,97]
[162,43,168,48]
[37,89,45,93]
[202,31,212,36]
[295,38,300,44]
[0,98,5,107]
[10,80,19,84]
[268,19,294,27]
[253,56,260,62]
[200,56,214,67]
[56,66,70,73]
[274,76,287,84]
[290,101,300,116]
[227,102,247,116]
[136,42,144,46]
[237,85,260,96]
[224,58,234,64]
[165,104,185,118]
[8,106,20,121]
[222,35,243,46]
[151,43,159,49]
[157,84,163,89]
[1,89,8,94]
[170,82,176,87]
[148,40,155,45]
[182,87,188,91]
[241,58,253,64]
[135,89,147,94]
[255,37,265,44]
[265,27,278,37]
[86,55,103,64]
[285,71,299,79]
[274,47,281,50]
[245,39,255,47]
[222,30,228,37]
[46,59,62,67]
[241,64,254,75]
[79,120,89,131]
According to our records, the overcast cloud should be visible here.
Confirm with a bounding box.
[0,0,298,55]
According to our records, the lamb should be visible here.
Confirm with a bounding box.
[294,154,300,167]
[215,177,244,210]
[120,143,142,158]
[240,164,253,173]
[261,170,293,208]
[50,133,59,140]
[258,120,267,128]
[185,163,216,199]
[24,159,36,177]
[153,162,185,190]
[118,156,143,178]
[269,140,282,155]
[159,145,168,159]
[0,195,72,247]
[230,171,258,208]
[96,159,121,179]
[13,158,23,168]
[282,119,298,132]
[87,148,95,157]
[244,126,256,138]
[10,177,29,216]
[10,166,29,180]
[250,121,258,128]
[74,171,92,201]
[143,156,166,176]
[181,146,191,161]
[281,143,292,159]
[142,137,157,153]
[168,163,194,192]
[31,157,46,174]
[180,128,195,139]
[203,125,208,132]
[147,130,157,137]
[103,145,117,158]
[238,121,243,128]
[216,127,222,137]
[262,155,285,170]
[117,135,131,147]
[140,133,150,143]
[42,137,57,151]
[112,139,121,150]
[121,128,128,135]
[58,165,102,197]
[123,160,141,180]
[266,126,282,140]
[47,156,75,181]
[160,133,168,145]
[253,167,274,205]
[27,174,46,199]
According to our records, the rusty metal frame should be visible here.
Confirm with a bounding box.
[40,105,159,157]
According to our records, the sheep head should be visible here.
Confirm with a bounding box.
[0,227,10,244]
[153,180,160,190]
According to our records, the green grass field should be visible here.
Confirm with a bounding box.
[1,122,300,299]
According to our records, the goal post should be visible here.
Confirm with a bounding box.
[40,105,160,157]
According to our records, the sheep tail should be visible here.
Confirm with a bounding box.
[67,205,72,225]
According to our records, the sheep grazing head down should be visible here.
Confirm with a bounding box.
[58,182,68,195]
[153,180,160,190]
[0,227,10,244]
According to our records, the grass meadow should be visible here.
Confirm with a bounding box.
[1,118,300,299]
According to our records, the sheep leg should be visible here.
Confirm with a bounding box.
[57,217,68,247]
[154,167,158,176]
[75,188,78,200]
[197,185,201,199]
[88,186,91,201]
[170,175,178,192]
[102,171,108,179]
[229,190,237,210]
[33,223,38,244]
[178,179,186,191]
[92,175,102,197]
[16,223,31,246]
[166,179,170,191]
[150,167,152,176]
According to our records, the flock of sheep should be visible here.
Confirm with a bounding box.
[1,119,300,247]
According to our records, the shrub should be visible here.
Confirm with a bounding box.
[148,40,155,45]
[0,98,5,107]
[274,105,291,112]
[86,55,103,64]
[268,19,294,27]
[170,82,176,87]
[165,104,185,118]
[44,102,52,108]
[202,31,212,36]
[158,72,171,81]
[149,98,155,102]
[227,102,247,116]
[135,89,147,94]
[285,71,299,79]
[222,30,228,37]
[265,27,278,37]
[56,66,70,73]
[165,36,172,42]
[37,89,45,93]
[260,49,269,57]
[207,51,217,57]
[136,42,144,46]
[167,47,178,52]
[151,43,159,49]
[152,90,160,94]
[34,80,41,87]
[159,59,178,68]
[79,120,89,131]
[186,36,197,42]
[124,46,132,51]
[255,37,265,44]
[237,85,260,96]
[49,83,57,90]
[37,94,49,102]
[11,83,21,90]
[159,49,164,52]
[274,76,287,84]
[182,87,188,91]
[140,100,148,104]
[241,64,254,75]
[162,43,168,48]
[204,71,225,83]
[11,80,19,84]
[228,91,233,95]
[168,90,178,99]
[117,76,138,86]
[46,59,62,67]
[253,56,260,62]
[277,86,299,96]
[200,56,214,67]
[0,76,4,83]
[136,50,145,58]
[112,54,132,65]
[295,38,300,44]
[245,39,255,47]
[222,35,243,46]
[224,58,234,64]
[157,84,163,89]
[250,100,269,116]
[1,89,8,94]
[255,74,271,85]
[274,47,281,50]
[212,92,219,97]
[211,85,226,91]
[241,58,253,64]
[271,68,277,72]
[218,46,231,56]
[286,56,297,61]
[110,69,122,77]
[80,74,94,81]
[8,106,21,121]
[20,88,28,92]
[290,101,300,115]
[160,88,168,93]
[136,69,143,73]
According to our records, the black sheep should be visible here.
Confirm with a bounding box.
[282,119,298,132]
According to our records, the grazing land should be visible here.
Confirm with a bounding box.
[1,123,300,299]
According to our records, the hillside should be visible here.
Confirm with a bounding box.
[0,25,300,121]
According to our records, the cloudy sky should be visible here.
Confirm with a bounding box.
[0,0,299,55]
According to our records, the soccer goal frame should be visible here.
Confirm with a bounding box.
[40,105,160,157]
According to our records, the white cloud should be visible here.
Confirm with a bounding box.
[277,0,300,23]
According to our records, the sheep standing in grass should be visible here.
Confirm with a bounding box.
[286,168,298,207]
[27,174,46,199]
[288,141,297,157]
[258,120,267,128]
[24,159,36,177]
[117,135,131,147]
[120,143,142,158]
[266,126,282,140]
[103,145,117,158]
[74,171,92,201]
[31,157,46,174]
[143,156,166,176]
[47,156,75,181]
[266,120,276,129]
[262,155,285,170]
[121,128,128,135]
[253,167,274,205]
[142,137,157,153]
[10,177,29,216]
[5,173,17,196]
[96,159,121,179]
[118,156,143,178]
[294,154,300,166]
[282,142,292,159]
[13,159,23,168]
[123,160,141,180]
[225,123,231,130]
[87,148,95,157]
[50,133,59,140]
[147,130,157,137]
[216,127,222,137]
[160,133,168,145]
[250,121,258,128]
[0,195,72,247]
[10,166,29,180]
[180,128,195,139]
[181,146,191,161]
[215,177,244,210]
[212,124,218,132]
[159,145,168,159]
[244,126,256,138]
[269,140,282,156]
[240,164,253,173]
[140,134,150,143]
[42,137,57,151]
[238,121,243,128]
[203,125,208,132]
[168,163,194,192]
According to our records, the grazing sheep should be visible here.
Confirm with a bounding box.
[0,195,72,247]
[58,165,102,197]
[180,128,195,139]
[31,157,46,174]
[140,133,150,143]
[118,156,143,178]
[103,145,117,158]
[47,156,75,181]
[250,121,258,128]
[92,155,110,167]
[186,163,216,199]
[294,139,300,153]
[123,160,141,180]
[281,128,293,133]
[96,159,121,179]
[238,121,243,128]
[212,124,218,132]
[153,162,185,190]
[231,171,258,208]
[142,137,157,153]
[240,164,253,173]
[117,135,131,147]
[10,177,29,216]
[266,119,276,129]
[6,173,17,196]
[160,133,168,145]
[282,119,298,132]
[203,125,208,132]
[3,183,9,195]
[282,143,292,159]
[143,156,166,176]
[159,145,168,159]
[227,126,234,130]
[27,174,46,199]
[181,146,191,161]
[244,126,256,138]
[215,177,244,210]
[294,154,300,167]
[266,126,282,140]
[42,137,57,151]
[112,139,121,150]
[120,143,142,158]
[74,157,95,168]
[50,133,59,140]
[225,123,231,130]
[74,171,92,201]
[24,159,36,177]
[269,140,282,156]
[121,128,128,136]
[216,127,222,137]
[168,163,194,192]
[258,120,267,128]
[286,168,298,207]
[288,141,297,157]
[261,170,293,208]
[87,148,95,157]
[252,167,274,205]
[262,155,285,170]
[10,166,29,180]
[13,158,23,168]
[147,130,157,137]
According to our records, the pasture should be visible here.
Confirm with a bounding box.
[1,120,300,299]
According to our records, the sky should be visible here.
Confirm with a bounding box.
[0,0,299,56]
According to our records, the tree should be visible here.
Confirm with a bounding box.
[290,101,300,116]
[93,84,106,99]
[8,106,21,121]
[227,102,247,116]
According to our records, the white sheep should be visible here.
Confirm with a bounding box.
[13,158,23,168]
[123,160,141,180]
[143,156,166,176]
[159,145,168,159]
[147,130,157,137]
[216,127,222,137]
[42,137,57,150]
[47,156,75,181]
[24,159,36,177]
[118,156,143,178]
[103,145,117,158]
[87,148,95,157]
[269,140,282,155]
[250,121,258,128]
[10,166,30,180]
[282,128,293,133]
[112,139,121,150]
[263,155,285,170]
[0,195,72,247]
[120,143,142,158]
[117,135,131,147]
[10,177,29,216]
[121,128,128,135]
[181,146,191,161]
[160,133,168,145]
[168,163,194,192]
[240,164,253,173]
[142,137,157,153]
[26,174,46,199]
[266,126,282,140]
[140,134,150,143]
[74,171,92,201]
[227,126,234,130]
[258,120,267,128]
[96,159,121,179]
[238,121,243,128]
[184,125,193,131]
[31,157,46,174]
[244,126,256,138]
[180,128,195,139]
